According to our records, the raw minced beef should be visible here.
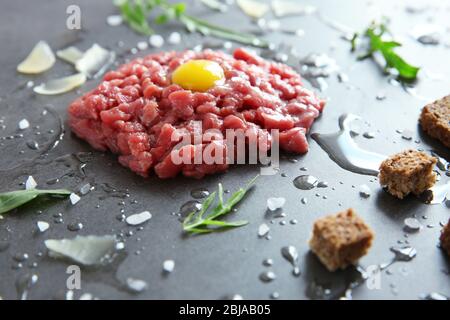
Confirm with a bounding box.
[68,48,325,178]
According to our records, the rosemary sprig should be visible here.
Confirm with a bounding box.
[114,0,268,48]
[352,21,420,81]
[182,176,258,235]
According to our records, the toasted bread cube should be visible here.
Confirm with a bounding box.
[309,208,374,272]
[420,96,450,148]
[379,149,437,199]
[440,219,450,257]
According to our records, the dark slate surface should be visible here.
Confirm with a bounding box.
[0,0,449,300]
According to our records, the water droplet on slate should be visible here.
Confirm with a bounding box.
[190,188,210,199]
[293,175,318,190]
[263,258,273,266]
[67,222,83,232]
[26,140,39,150]
[259,271,276,282]
[363,132,375,139]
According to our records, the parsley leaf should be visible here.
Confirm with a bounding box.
[352,22,420,81]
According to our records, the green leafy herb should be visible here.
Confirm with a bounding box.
[0,189,71,214]
[183,176,258,235]
[352,22,420,81]
[114,0,268,47]
[116,0,154,35]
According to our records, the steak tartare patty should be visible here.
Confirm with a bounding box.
[68,48,325,178]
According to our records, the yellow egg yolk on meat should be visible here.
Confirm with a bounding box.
[172,60,225,92]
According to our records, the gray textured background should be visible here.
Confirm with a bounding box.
[0,0,449,300]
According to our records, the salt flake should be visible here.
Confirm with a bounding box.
[126,211,152,226]
[18,119,30,130]
[163,259,175,273]
[168,32,182,45]
[258,223,270,237]
[25,176,37,190]
[149,35,164,48]
[267,197,286,211]
[37,221,50,233]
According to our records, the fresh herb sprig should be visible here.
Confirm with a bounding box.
[183,176,258,235]
[0,189,71,214]
[114,0,268,48]
[352,21,420,81]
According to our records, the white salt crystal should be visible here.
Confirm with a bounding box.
[18,119,30,130]
[106,15,123,26]
[37,221,50,233]
[115,242,125,250]
[79,183,91,195]
[126,278,148,293]
[267,197,286,211]
[163,259,175,273]
[258,223,270,237]
[126,211,152,226]
[70,193,81,205]
[25,176,37,190]
[149,34,164,48]
[168,32,181,45]
[137,41,148,51]
[66,290,74,300]
[79,293,94,300]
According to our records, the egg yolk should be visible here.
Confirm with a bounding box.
[172,60,225,92]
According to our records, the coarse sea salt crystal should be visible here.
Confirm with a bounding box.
[79,183,91,195]
[37,221,50,233]
[163,259,175,273]
[25,176,37,190]
[137,41,148,51]
[359,184,371,198]
[267,197,285,211]
[70,193,81,205]
[404,218,421,232]
[258,223,270,237]
[149,34,164,48]
[18,119,30,130]
[115,242,125,250]
[79,293,94,300]
[65,290,74,300]
[126,278,148,293]
[125,211,152,226]
[106,15,123,26]
[168,32,181,45]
